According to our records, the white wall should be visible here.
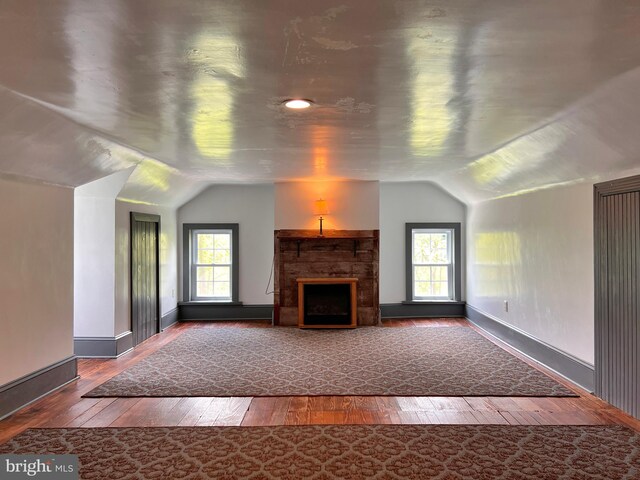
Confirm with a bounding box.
[115,200,178,336]
[74,169,132,338]
[178,184,274,305]
[0,176,74,386]
[74,196,116,337]
[274,181,379,230]
[466,182,594,364]
[379,182,466,303]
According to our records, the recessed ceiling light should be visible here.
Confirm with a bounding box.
[283,99,312,109]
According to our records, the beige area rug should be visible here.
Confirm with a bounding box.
[84,327,576,397]
[2,425,639,479]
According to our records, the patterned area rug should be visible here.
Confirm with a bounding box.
[2,425,639,479]
[85,327,576,397]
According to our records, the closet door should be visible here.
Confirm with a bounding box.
[595,175,640,419]
[131,213,160,346]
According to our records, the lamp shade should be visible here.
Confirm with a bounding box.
[314,199,328,216]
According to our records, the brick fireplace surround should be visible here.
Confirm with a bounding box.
[273,230,380,326]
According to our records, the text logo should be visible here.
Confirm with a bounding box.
[0,455,78,479]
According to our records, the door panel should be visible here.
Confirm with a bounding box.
[595,177,640,419]
[131,213,160,346]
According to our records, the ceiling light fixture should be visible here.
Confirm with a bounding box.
[283,99,312,109]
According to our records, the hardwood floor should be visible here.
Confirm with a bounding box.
[1,319,639,445]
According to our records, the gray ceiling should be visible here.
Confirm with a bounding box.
[1,0,640,205]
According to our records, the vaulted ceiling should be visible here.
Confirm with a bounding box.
[1,0,639,205]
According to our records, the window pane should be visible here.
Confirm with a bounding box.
[414,266,431,281]
[197,233,214,249]
[442,267,449,283]
[413,233,431,263]
[214,234,230,249]
[432,266,448,282]
[433,282,448,297]
[214,249,231,264]
[413,232,450,264]
[415,281,432,297]
[197,281,214,297]
[197,249,214,264]
[430,233,449,263]
[213,266,230,282]
[213,281,230,298]
[197,266,213,281]
[414,266,450,298]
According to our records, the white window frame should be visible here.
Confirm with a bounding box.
[182,223,239,303]
[190,229,233,301]
[411,227,455,301]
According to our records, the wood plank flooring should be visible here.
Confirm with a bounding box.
[1,319,639,445]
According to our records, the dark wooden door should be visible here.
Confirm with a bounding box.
[594,175,640,419]
[131,213,160,346]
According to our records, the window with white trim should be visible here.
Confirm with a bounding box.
[412,229,453,300]
[406,223,461,302]
[192,230,232,300]
[183,223,239,302]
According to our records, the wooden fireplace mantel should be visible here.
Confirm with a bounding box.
[297,278,358,329]
[275,230,377,240]
[296,277,359,284]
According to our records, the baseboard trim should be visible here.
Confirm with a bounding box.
[465,304,595,392]
[161,307,179,331]
[178,303,273,321]
[381,302,466,318]
[116,331,134,356]
[0,356,78,420]
[74,331,133,358]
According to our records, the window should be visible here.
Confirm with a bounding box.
[183,224,239,302]
[192,230,232,300]
[406,223,461,302]
[412,229,453,300]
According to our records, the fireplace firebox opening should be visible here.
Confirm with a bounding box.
[297,278,357,329]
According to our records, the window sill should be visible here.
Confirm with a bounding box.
[178,301,243,306]
[402,300,464,305]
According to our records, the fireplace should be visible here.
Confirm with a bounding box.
[297,278,357,328]
[274,230,380,326]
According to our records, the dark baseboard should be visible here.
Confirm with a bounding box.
[0,356,78,420]
[381,302,466,318]
[465,304,595,392]
[161,307,179,331]
[116,331,134,355]
[74,331,133,358]
[178,303,273,321]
